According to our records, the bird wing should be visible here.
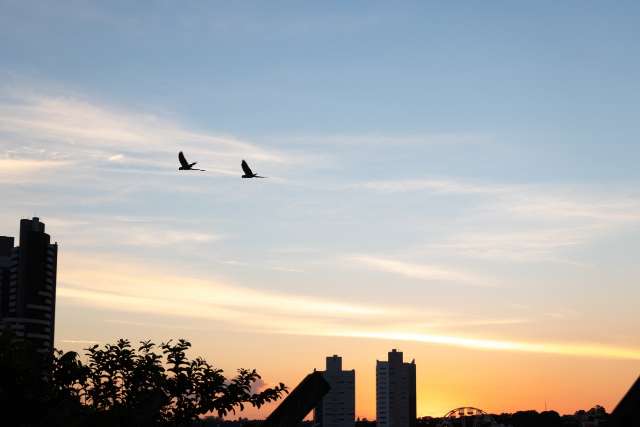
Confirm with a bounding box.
[241,160,253,175]
[178,151,189,168]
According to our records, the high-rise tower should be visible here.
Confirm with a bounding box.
[0,218,58,355]
[313,355,356,427]
[376,349,416,427]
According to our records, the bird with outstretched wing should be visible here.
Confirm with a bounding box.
[241,160,266,178]
[178,151,205,171]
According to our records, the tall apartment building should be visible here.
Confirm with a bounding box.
[0,236,14,322]
[376,349,416,427]
[313,355,356,427]
[0,218,58,355]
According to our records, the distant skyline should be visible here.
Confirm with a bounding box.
[1,1,639,419]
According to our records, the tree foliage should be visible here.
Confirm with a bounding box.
[0,333,287,426]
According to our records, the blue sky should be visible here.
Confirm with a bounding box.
[1,0,639,417]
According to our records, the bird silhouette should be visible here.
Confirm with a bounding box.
[178,151,205,171]
[241,160,266,178]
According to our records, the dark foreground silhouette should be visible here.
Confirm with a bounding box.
[610,375,640,427]
[1,330,637,427]
[0,333,286,427]
[195,406,614,427]
[196,378,639,427]
[413,407,610,426]
[262,371,329,427]
[241,160,266,178]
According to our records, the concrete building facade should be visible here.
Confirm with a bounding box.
[0,218,58,355]
[314,355,356,427]
[376,349,416,427]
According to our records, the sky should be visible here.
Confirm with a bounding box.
[1,0,640,419]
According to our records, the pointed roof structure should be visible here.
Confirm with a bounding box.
[611,376,640,427]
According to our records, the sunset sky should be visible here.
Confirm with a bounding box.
[1,1,639,419]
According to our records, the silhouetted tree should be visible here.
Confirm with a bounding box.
[0,333,287,426]
[587,404,608,419]
[538,410,562,427]
[0,331,51,425]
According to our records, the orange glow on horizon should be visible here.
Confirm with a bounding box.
[53,254,640,421]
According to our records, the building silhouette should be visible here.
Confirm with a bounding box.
[313,355,356,427]
[376,349,416,427]
[611,375,640,427]
[0,217,58,355]
[0,236,14,322]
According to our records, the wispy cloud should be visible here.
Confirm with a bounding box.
[56,255,640,361]
[122,229,219,247]
[39,215,221,249]
[269,266,304,273]
[0,157,70,183]
[269,132,494,147]
[58,253,401,321]
[103,318,208,333]
[58,339,101,345]
[422,228,599,263]
[356,178,509,194]
[107,154,125,162]
[504,192,640,222]
[218,260,249,266]
[348,255,496,287]
[327,330,640,361]
[416,317,530,328]
[0,90,285,185]
[358,177,640,224]
[354,177,640,263]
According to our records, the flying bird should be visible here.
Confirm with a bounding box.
[241,160,266,178]
[178,151,205,171]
